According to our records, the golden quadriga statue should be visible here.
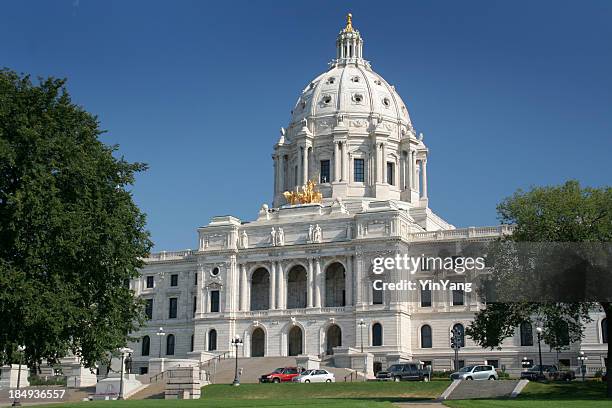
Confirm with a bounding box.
[283,180,323,205]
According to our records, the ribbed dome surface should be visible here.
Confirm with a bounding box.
[290,64,412,129]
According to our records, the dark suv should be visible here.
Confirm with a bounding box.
[520,365,559,381]
[376,363,430,382]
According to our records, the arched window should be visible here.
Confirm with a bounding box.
[372,323,383,346]
[166,334,175,356]
[520,322,533,346]
[208,329,217,351]
[452,323,465,348]
[372,285,383,305]
[141,335,150,356]
[421,325,432,348]
[602,318,608,344]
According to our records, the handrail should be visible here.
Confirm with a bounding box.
[343,372,355,382]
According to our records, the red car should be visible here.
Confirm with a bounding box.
[259,367,300,383]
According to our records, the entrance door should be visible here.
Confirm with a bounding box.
[288,326,303,356]
[326,324,342,355]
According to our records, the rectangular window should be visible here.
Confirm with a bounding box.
[294,165,298,187]
[194,273,198,286]
[170,274,178,287]
[210,290,220,313]
[145,299,153,320]
[320,160,330,183]
[193,296,197,317]
[168,297,178,319]
[386,162,394,185]
[372,286,383,305]
[454,360,465,370]
[139,367,149,375]
[354,159,364,182]
[452,289,464,306]
[559,359,570,369]
[420,288,432,307]
[146,276,154,289]
[487,360,499,369]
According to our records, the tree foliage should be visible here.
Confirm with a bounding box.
[466,181,612,397]
[0,69,152,369]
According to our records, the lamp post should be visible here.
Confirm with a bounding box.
[358,319,367,381]
[117,347,133,400]
[450,328,462,370]
[536,326,543,379]
[12,345,25,407]
[578,351,588,382]
[231,335,243,386]
[358,319,366,353]
[156,327,166,358]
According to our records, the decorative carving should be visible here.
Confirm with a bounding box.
[277,228,285,246]
[283,179,322,205]
[239,230,249,249]
[308,224,322,243]
[350,119,366,128]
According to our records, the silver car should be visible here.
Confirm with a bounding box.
[450,365,498,381]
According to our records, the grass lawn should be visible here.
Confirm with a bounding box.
[444,381,610,408]
[45,381,448,408]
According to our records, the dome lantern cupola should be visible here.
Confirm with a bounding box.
[334,13,365,66]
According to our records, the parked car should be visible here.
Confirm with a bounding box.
[292,369,335,383]
[376,363,431,382]
[520,365,559,381]
[450,365,498,381]
[259,367,300,383]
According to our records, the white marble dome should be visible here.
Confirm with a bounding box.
[288,14,412,132]
[290,64,412,129]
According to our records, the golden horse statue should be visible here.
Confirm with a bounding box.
[283,179,323,205]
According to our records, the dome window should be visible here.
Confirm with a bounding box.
[352,93,364,104]
[382,97,391,107]
[374,79,382,86]
[301,101,306,110]
[322,95,332,105]
[326,77,336,85]
[351,76,360,83]
[211,267,220,277]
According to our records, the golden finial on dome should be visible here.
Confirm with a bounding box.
[345,13,353,32]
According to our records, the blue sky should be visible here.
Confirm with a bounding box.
[2,1,611,251]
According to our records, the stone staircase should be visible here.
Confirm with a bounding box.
[205,356,355,384]
[445,380,520,400]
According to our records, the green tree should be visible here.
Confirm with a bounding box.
[466,181,612,397]
[0,69,152,370]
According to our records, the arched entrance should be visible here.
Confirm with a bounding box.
[251,268,270,311]
[325,262,346,307]
[288,326,303,356]
[251,327,265,357]
[326,324,342,355]
[287,265,307,309]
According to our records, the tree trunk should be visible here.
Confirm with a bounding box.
[602,302,611,398]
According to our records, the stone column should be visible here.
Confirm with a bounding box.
[240,264,248,311]
[279,155,285,192]
[302,146,308,185]
[405,150,412,190]
[411,152,417,189]
[277,261,285,310]
[270,262,276,310]
[415,160,421,195]
[422,158,428,198]
[381,143,387,183]
[355,253,363,306]
[346,255,353,306]
[342,142,349,182]
[273,154,279,196]
[334,142,340,182]
[314,258,322,308]
[307,258,314,308]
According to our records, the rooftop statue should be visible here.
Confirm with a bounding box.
[283,179,323,205]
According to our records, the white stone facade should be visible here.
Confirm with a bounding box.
[128,16,608,376]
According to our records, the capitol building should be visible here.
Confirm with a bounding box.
[128,15,608,377]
